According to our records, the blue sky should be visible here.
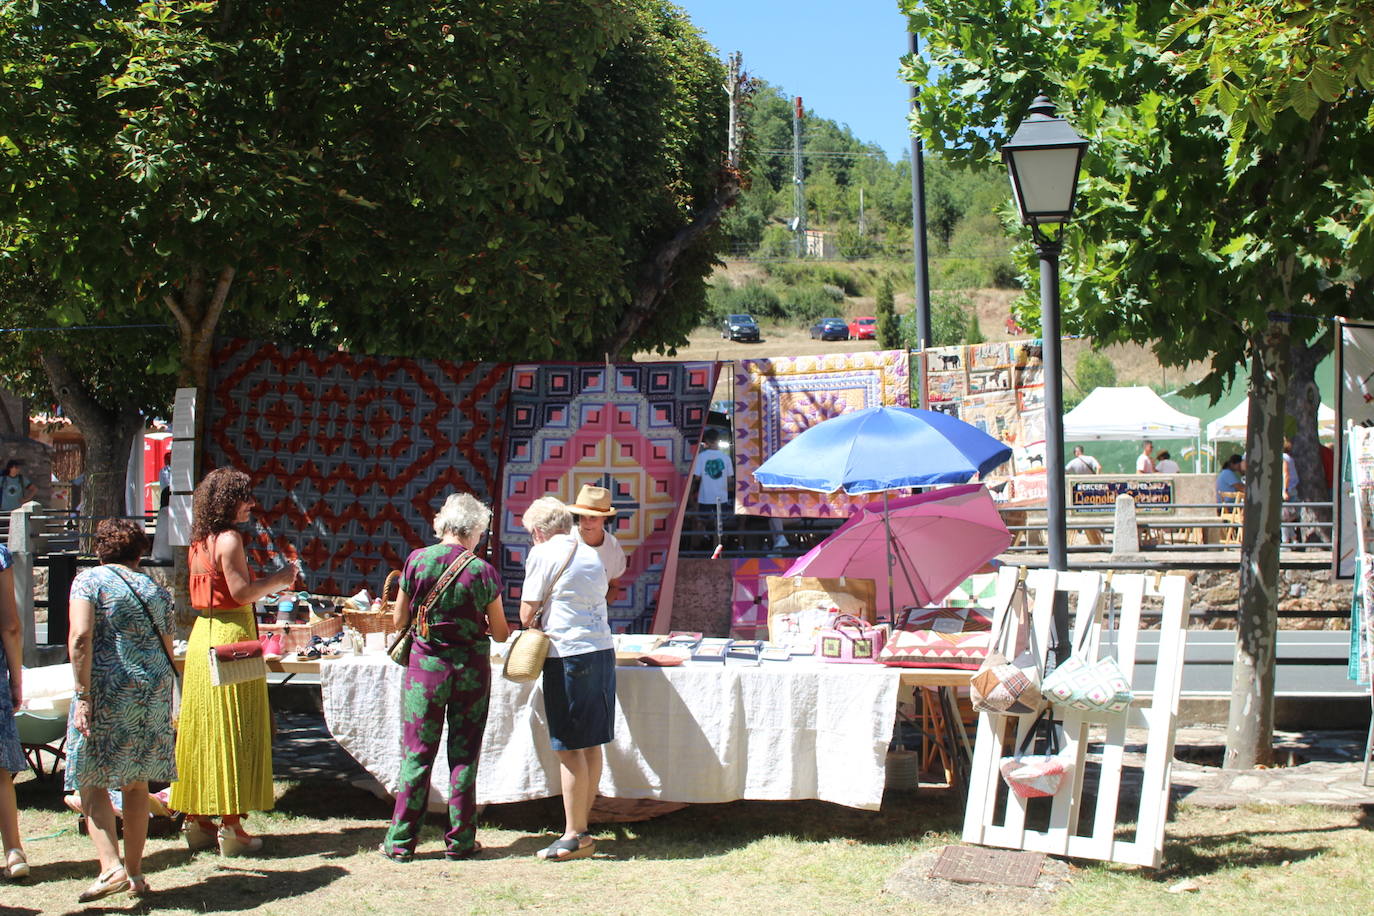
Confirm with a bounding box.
[676,0,915,160]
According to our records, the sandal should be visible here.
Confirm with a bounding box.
[127,874,151,896]
[537,835,595,861]
[445,841,483,861]
[377,842,413,863]
[78,864,129,902]
[5,848,29,880]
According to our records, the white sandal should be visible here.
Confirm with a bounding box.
[77,863,128,902]
[5,848,29,880]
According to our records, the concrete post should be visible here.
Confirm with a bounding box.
[7,501,40,665]
[1112,494,1140,556]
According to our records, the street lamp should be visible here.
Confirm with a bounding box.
[1001,93,1087,655]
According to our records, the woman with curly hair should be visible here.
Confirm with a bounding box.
[63,519,176,900]
[169,468,298,856]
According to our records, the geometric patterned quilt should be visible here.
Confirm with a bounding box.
[730,557,792,637]
[205,339,510,596]
[732,350,911,518]
[497,361,718,631]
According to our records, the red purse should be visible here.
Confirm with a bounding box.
[208,639,267,687]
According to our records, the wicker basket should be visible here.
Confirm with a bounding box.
[343,570,401,636]
[259,616,344,656]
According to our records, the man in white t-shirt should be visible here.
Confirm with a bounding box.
[567,484,627,602]
[1065,445,1101,475]
[1136,440,1155,474]
[689,429,733,548]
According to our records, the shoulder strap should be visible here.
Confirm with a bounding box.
[535,541,579,630]
[109,567,177,673]
[413,548,478,639]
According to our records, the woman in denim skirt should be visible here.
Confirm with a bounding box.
[519,497,614,862]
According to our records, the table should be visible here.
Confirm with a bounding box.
[321,655,906,811]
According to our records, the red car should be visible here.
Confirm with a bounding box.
[848,316,877,340]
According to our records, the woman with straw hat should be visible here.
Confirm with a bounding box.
[566,485,626,603]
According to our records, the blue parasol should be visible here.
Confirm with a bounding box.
[753,406,1013,493]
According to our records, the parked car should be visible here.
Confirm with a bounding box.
[810,317,850,341]
[721,314,760,342]
[849,316,877,340]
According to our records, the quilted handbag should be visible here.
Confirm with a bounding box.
[878,604,992,669]
[816,614,887,664]
[998,710,1073,799]
[1040,606,1134,716]
[970,579,1045,716]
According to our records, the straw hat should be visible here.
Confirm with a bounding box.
[567,484,617,517]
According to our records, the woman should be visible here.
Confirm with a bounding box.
[567,485,626,604]
[1,543,29,881]
[519,496,614,862]
[379,493,508,862]
[63,519,177,900]
[169,468,298,855]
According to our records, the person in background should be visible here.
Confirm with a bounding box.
[1155,450,1181,474]
[0,544,28,881]
[567,485,626,605]
[157,454,172,509]
[1,461,35,513]
[689,429,733,549]
[1135,440,1156,474]
[64,520,177,901]
[519,497,614,862]
[378,493,507,863]
[1215,454,1246,504]
[1282,439,1300,544]
[1065,445,1101,475]
[170,468,298,856]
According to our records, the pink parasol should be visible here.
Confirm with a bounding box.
[782,484,1011,616]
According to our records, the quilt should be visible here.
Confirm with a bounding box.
[734,350,911,517]
[205,340,510,596]
[498,362,717,631]
[730,557,793,636]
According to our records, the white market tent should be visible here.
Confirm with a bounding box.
[1206,400,1335,442]
[1063,386,1203,471]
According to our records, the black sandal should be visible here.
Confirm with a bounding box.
[537,835,594,861]
[445,842,483,861]
[377,843,413,863]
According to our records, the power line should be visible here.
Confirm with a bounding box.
[0,323,170,333]
[758,149,889,159]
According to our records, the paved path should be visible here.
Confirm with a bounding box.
[272,710,1374,809]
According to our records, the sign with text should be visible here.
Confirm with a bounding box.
[1070,479,1175,514]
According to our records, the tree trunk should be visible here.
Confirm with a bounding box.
[38,352,144,524]
[1285,331,1332,542]
[1224,323,1290,769]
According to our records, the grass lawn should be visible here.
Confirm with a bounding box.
[3,773,1372,915]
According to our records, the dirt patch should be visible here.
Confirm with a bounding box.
[884,845,1072,909]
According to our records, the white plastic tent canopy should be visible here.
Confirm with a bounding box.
[1063,386,1202,441]
[1206,400,1335,442]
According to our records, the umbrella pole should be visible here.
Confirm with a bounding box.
[883,490,897,617]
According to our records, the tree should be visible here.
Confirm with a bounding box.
[0,0,739,512]
[965,312,986,345]
[903,0,1374,767]
[875,277,899,348]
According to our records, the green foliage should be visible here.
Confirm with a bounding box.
[901,290,974,349]
[782,286,840,326]
[875,277,899,348]
[706,281,785,324]
[762,262,862,296]
[965,312,986,345]
[1075,351,1119,394]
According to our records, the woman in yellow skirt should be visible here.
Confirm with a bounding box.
[170,468,298,856]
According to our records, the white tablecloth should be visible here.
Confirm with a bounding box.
[320,654,900,811]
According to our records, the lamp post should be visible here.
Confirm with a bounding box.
[1001,94,1087,656]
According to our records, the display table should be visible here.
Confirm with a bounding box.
[320,654,905,811]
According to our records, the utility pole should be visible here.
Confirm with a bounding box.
[858,187,867,237]
[793,96,805,259]
[907,32,933,351]
[725,52,744,170]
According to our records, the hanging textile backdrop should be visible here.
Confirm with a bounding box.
[498,362,718,631]
[205,340,510,595]
[733,350,911,517]
[922,340,1045,501]
[730,557,792,636]
[1346,426,1374,685]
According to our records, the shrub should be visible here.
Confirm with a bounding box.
[875,277,899,349]
[783,285,838,325]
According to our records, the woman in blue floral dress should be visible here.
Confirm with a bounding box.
[1,542,30,880]
[64,519,177,901]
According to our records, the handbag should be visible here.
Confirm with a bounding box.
[387,548,477,666]
[208,639,268,687]
[1040,592,1133,716]
[998,709,1073,799]
[111,568,182,725]
[878,604,993,669]
[970,578,1045,716]
[503,541,579,683]
[816,614,887,664]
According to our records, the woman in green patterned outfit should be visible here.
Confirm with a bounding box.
[378,493,508,862]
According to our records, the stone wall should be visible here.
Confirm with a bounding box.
[666,558,733,637]
[1186,567,1350,629]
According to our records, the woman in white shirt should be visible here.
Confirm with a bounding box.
[567,485,627,603]
[519,497,613,862]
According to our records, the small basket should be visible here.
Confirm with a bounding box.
[343,570,401,636]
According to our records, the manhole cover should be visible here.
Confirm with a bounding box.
[928,846,1045,887]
